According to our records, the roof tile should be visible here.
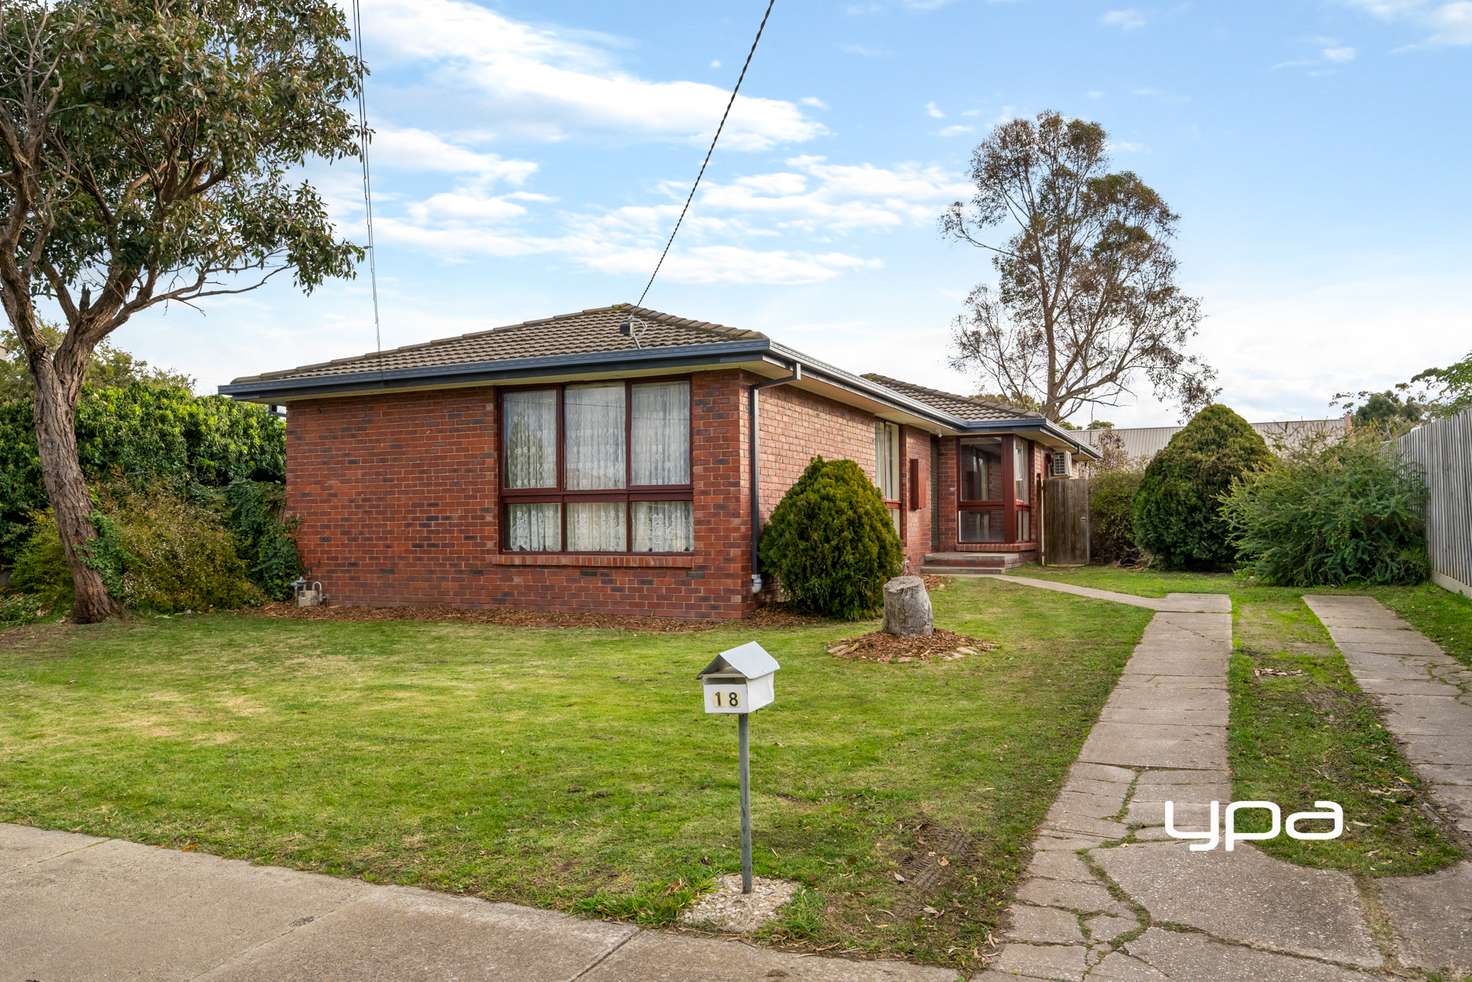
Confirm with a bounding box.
[861,373,1037,422]
[229,305,764,385]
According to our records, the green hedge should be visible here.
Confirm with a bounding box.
[0,384,284,563]
[1089,468,1144,565]
[1224,437,1429,586]
[1132,404,1272,570]
[759,457,903,619]
[12,489,265,614]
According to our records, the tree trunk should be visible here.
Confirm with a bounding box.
[31,371,117,623]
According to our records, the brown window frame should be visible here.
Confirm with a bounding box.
[498,377,695,555]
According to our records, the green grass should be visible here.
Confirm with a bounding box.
[0,577,1151,968]
[1007,564,1467,876]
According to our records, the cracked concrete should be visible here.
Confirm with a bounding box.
[987,587,1472,981]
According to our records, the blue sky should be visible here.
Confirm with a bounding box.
[116,0,1471,426]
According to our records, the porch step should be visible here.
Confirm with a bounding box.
[921,551,1030,575]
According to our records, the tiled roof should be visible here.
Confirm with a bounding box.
[861,373,1037,422]
[229,305,765,385]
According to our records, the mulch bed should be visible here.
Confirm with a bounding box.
[255,601,827,634]
[826,628,993,664]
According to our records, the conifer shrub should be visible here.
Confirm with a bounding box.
[1132,404,1272,570]
[759,456,903,619]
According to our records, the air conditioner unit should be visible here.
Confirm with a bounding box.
[1048,451,1073,478]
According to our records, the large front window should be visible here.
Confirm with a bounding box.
[502,380,693,553]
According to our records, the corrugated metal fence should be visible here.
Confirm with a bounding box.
[1395,407,1472,598]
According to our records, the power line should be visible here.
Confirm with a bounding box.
[635,0,777,308]
[350,0,382,360]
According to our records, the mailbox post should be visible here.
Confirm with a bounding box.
[699,641,779,894]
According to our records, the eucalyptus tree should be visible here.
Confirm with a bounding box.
[0,1,363,620]
[942,110,1217,423]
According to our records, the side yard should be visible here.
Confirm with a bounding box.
[1006,564,1470,876]
[0,577,1150,969]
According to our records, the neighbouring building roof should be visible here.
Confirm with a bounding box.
[860,374,1034,423]
[219,302,1098,457]
[1076,417,1352,465]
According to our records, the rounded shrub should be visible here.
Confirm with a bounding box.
[1089,467,1144,565]
[758,456,903,619]
[1224,436,1428,586]
[1132,404,1272,570]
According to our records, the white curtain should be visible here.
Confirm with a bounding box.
[504,390,557,489]
[874,422,899,499]
[506,503,560,551]
[631,382,690,486]
[565,384,626,489]
[632,500,693,552]
[568,501,626,551]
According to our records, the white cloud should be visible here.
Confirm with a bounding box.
[1100,8,1148,30]
[709,59,722,69]
[356,0,826,151]
[938,124,977,137]
[837,42,889,57]
[1086,89,1106,100]
[1345,0,1472,45]
[371,125,538,183]
[800,96,830,110]
[1274,37,1359,70]
[925,101,946,119]
[365,148,967,285]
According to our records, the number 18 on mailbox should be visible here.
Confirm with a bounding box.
[698,641,778,715]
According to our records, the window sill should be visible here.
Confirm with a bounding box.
[492,553,697,569]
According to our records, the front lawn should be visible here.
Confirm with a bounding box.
[0,577,1150,969]
[1007,565,1468,876]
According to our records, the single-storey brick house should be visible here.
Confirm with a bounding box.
[222,305,1097,619]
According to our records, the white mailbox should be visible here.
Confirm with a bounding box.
[698,641,779,715]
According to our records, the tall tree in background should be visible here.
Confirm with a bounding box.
[941,111,1217,423]
[0,1,362,620]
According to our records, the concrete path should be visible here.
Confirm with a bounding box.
[997,576,1229,614]
[979,587,1472,981]
[0,823,958,982]
[1303,595,1472,970]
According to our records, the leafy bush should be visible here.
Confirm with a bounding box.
[12,490,263,614]
[759,457,903,619]
[1089,468,1144,565]
[11,512,73,610]
[222,479,303,600]
[1132,404,1272,570]
[0,384,285,564]
[0,591,51,627]
[1224,436,1429,586]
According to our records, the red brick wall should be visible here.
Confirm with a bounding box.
[286,371,753,619]
[752,383,936,572]
[900,426,935,572]
[754,383,877,522]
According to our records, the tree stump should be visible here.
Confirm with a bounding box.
[883,576,933,637]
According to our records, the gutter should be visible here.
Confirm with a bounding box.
[748,362,802,594]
